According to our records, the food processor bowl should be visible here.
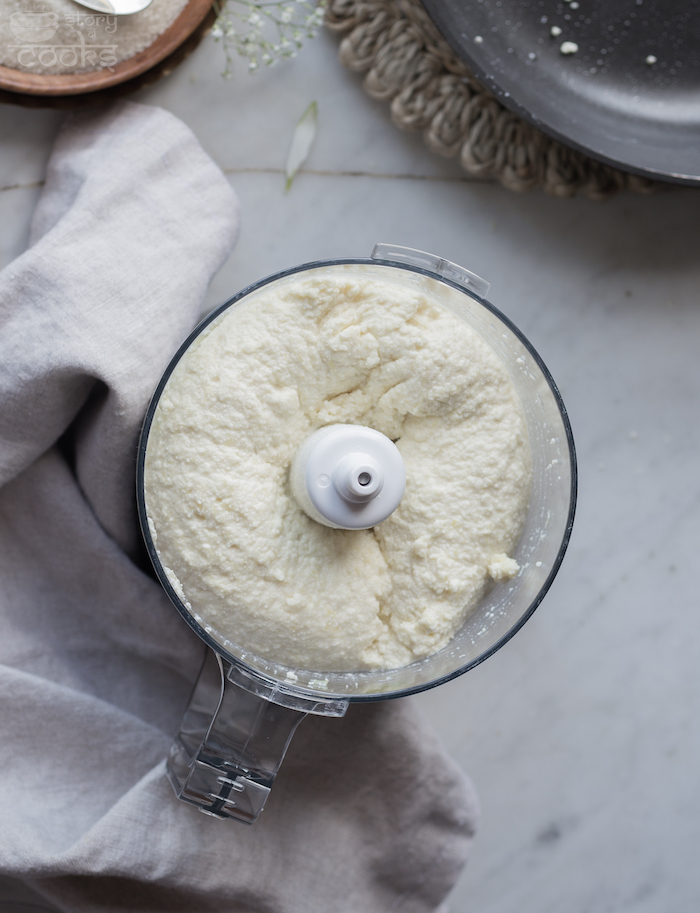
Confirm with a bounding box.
[136,244,576,823]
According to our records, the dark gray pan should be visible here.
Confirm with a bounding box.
[420,0,700,184]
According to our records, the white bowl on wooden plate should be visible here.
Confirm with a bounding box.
[0,0,214,104]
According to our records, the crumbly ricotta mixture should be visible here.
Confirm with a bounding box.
[144,270,531,672]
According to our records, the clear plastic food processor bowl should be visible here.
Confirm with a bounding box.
[136,244,577,824]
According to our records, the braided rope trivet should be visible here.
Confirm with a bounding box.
[324,0,660,199]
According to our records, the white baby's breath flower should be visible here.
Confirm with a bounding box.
[211,0,325,76]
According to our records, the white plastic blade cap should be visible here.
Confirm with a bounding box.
[290,425,406,529]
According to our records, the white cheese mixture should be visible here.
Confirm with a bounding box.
[144,271,531,672]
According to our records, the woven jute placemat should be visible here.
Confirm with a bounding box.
[324,0,661,198]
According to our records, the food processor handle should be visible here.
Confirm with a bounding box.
[166,649,310,824]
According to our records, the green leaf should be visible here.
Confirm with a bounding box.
[284,101,317,192]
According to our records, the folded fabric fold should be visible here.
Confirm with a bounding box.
[0,100,239,556]
[0,99,477,913]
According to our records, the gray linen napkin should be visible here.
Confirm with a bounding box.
[0,99,478,913]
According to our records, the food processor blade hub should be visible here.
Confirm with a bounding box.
[290,424,406,530]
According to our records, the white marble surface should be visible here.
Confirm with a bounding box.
[2,23,700,913]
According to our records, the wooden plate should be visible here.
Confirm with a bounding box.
[0,0,215,102]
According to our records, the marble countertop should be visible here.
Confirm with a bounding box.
[2,22,700,913]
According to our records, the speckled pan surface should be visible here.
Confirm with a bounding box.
[420,0,700,184]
